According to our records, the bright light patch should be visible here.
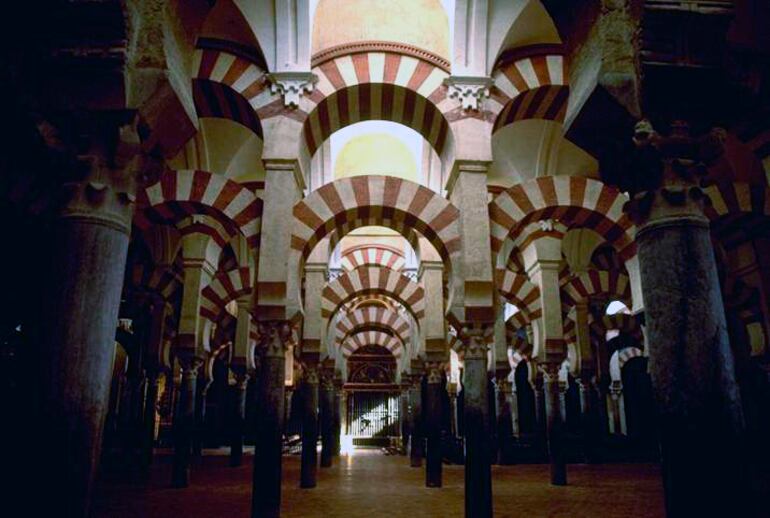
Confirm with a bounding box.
[606,300,630,315]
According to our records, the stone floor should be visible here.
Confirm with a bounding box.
[93,449,665,517]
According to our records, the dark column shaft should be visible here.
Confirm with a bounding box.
[38,179,132,516]
[172,361,200,487]
[332,387,342,456]
[463,346,492,518]
[300,372,319,488]
[494,378,513,464]
[142,370,160,475]
[425,367,444,488]
[541,365,567,485]
[636,198,746,516]
[409,380,424,467]
[230,374,249,467]
[577,378,600,463]
[320,380,335,467]
[251,323,289,518]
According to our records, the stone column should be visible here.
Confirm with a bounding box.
[627,121,746,516]
[540,363,567,486]
[231,295,254,467]
[558,380,568,424]
[299,363,320,488]
[494,371,513,464]
[424,361,445,488]
[399,385,411,454]
[531,374,546,452]
[460,328,493,518]
[608,381,625,435]
[319,367,335,468]
[37,148,136,517]
[509,382,520,438]
[172,229,217,482]
[576,377,601,463]
[408,373,424,468]
[447,382,459,438]
[251,322,291,518]
[171,354,203,487]
[192,377,212,458]
[230,371,250,467]
[333,376,343,456]
[142,367,161,474]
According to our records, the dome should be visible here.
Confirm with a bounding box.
[334,133,418,181]
[312,0,450,61]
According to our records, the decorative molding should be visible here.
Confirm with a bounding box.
[267,71,317,108]
[444,76,493,111]
[311,41,450,71]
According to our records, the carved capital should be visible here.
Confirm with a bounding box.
[177,353,204,380]
[625,120,726,227]
[256,321,292,358]
[268,71,317,108]
[303,364,320,385]
[444,75,493,111]
[538,362,561,384]
[424,362,445,384]
[458,324,491,359]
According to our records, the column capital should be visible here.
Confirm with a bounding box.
[267,71,317,108]
[255,321,292,358]
[457,323,492,360]
[444,75,493,111]
[625,119,726,229]
[538,362,562,384]
[302,363,320,385]
[424,361,446,384]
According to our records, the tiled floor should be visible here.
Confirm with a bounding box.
[93,449,665,517]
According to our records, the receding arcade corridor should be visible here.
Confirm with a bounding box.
[94,449,665,518]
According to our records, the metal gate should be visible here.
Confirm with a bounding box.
[347,391,400,439]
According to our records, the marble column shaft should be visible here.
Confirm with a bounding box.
[409,376,424,468]
[230,372,250,467]
[38,156,135,516]
[299,366,320,488]
[171,357,203,487]
[628,121,747,516]
[319,375,335,467]
[424,363,444,488]
[541,363,567,486]
[251,322,290,518]
[461,333,492,518]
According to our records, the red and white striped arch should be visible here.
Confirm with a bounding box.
[292,176,460,264]
[200,267,254,322]
[610,346,645,381]
[192,48,282,125]
[488,50,568,134]
[285,176,460,321]
[497,268,542,320]
[342,330,404,359]
[335,306,411,350]
[322,265,425,322]
[704,182,770,221]
[135,169,262,250]
[489,176,636,264]
[560,270,632,308]
[130,263,182,302]
[341,245,406,272]
[302,51,458,157]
